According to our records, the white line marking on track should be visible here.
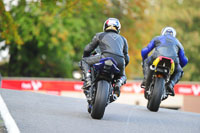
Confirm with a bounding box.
[0,95,20,133]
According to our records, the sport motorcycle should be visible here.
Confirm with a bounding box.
[144,56,175,112]
[82,57,120,119]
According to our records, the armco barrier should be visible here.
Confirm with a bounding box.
[1,79,200,96]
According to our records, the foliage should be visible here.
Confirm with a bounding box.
[0,0,149,79]
[0,0,23,44]
[145,0,200,81]
[0,0,199,81]
[0,0,107,77]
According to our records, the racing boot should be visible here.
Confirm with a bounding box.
[166,81,175,96]
[114,76,126,97]
[82,73,91,90]
[140,60,150,89]
[80,61,92,90]
[114,80,121,97]
[166,70,182,96]
[140,78,146,89]
[141,61,146,88]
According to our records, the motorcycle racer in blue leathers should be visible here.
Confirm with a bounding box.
[141,27,188,96]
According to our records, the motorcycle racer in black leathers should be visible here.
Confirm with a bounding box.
[80,18,129,97]
[141,27,188,96]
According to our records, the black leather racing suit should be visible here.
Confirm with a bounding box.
[81,31,129,84]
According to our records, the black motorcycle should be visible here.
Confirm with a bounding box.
[144,56,175,112]
[82,57,120,119]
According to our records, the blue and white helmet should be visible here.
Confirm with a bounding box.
[103,18,121,33]
[161,27,176,37]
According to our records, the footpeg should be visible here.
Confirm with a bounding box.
[84,90,92,101]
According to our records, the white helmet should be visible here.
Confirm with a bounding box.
[161,27,176,37]
[103,18,121,33]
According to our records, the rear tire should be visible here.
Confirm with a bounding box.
[147,77,164,112]
[91,80,109,119]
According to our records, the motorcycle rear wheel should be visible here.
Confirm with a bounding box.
[147,77,164,112]
[91,80,109,119]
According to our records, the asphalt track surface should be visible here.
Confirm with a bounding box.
[0,88,200,133]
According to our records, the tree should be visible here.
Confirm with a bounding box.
[0,0,22,44]
[1,0,198,81]
[145,0,200,81]
[0,0,107,77]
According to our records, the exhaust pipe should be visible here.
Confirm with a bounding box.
[110,94,118,103]
[150,65,156,70]
[113,94,118,101]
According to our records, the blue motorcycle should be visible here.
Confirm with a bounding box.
[84,57,120,119]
